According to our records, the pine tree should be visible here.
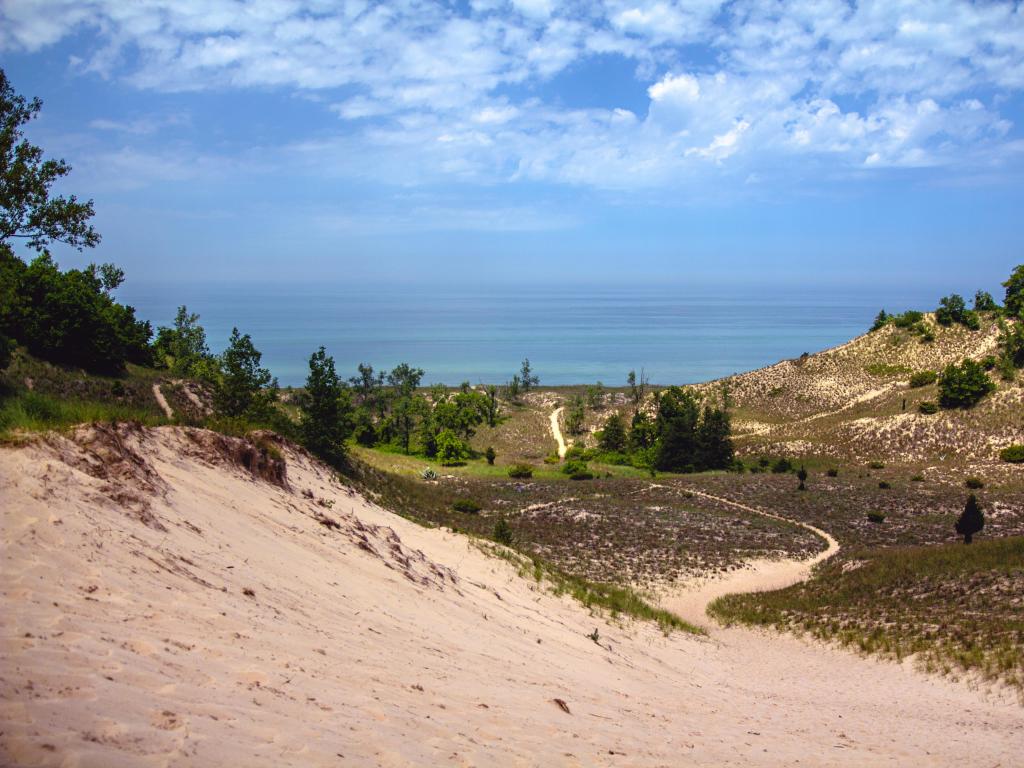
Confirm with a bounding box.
[955,494,984,544]
[300,347,352,464]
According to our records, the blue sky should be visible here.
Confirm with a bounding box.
[2,0,1023,289]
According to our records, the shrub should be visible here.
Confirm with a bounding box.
[562,459,588,476]
[826,468,839,477]
[918,401,939,414]
[868,460,885,469]
[965,477,984,490]
[420,467,438,480]
[999,444,1024,463]
[870,309,890,331]
[892,310,924,328]
[436,428,470,465]
[484,446,496,465]
[452,499,481,514]
[866,512,886,524]
[938,359,995,409]
[507,464,533,479]
[493,516,515,546]
[908,370,937,388]
[878,481,891,489]
[935,294,967,326]
[865,363,912,377]
[955,494,984,544]
[1003,264,1024,318]
[910,474,925,482]
[974,290,999,312]
[796,466,808,491]
[569,469,594,481]
[771,457,793,473]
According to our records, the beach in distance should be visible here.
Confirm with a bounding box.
[122,280,950,387]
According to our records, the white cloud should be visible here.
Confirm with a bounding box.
[2,0,1022,192]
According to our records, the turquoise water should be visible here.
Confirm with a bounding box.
[120,282,942,387]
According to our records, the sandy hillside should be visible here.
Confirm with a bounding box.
[1,425,1021,767]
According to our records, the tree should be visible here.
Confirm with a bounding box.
[153,305,215,378]
[1,69,99,251]
[504,374,521,402]
[627,369,648,416]
[871,309,890,331]
[973,290,998,312]
[519,358,540,393]
[564,394,585,435]
[696,405,734,470]
[384,363,424,453]
[797,465,808,491]
[299,347,352,464]
[597,413,627,452]
[935,294,978,328]
[215,328,277,419]
[8,250,151,374]
[654,386,701,472]
[937,359,995,409]
[485,446,496,465]
[483,384,500,426]
[585,382,604,410]
[955,494,984,544]
[436,428,469,465]
[1004,264,1024,318]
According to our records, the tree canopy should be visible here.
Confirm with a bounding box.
[1,69,99,251]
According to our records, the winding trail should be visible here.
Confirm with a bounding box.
[660,487,839,627]
[549,406,567,458]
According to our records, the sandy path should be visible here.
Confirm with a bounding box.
[152,383,174,419]
[549,406,567,458]
[658,488,838,627]
[2,427,1021,767]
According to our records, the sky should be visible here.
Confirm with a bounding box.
[1,0,1023,289]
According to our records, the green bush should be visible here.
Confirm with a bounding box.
[420,467,438,480]
[892,310,924,328]
[436,428,469,465]
[826,468,839,477]
[965,477,984,489]
[493,516,514,546]
[878,481,891,489]
[867,512,886,524]
[562,459,588,475]
[938,359,995,409]
[918,401,939,414]
[999,444,1024,463]
[908,370,937,388]
[507,464,533,479]
[484,446,496,465]
[868,460,885,469]
[569,469,594,480]
[771,457,793,473]
[452,498,481,514]
[911,474,925,482]
[3,250,152,375]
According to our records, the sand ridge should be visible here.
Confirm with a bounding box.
[1,425,1021,766]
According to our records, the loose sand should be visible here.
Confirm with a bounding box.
[549,407,567,458]
[1,426,1021,767]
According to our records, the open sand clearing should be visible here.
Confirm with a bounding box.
[2,425,1021,767]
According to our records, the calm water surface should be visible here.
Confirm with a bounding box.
[120,282,942,387]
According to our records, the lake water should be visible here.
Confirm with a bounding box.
[119,282,942,387]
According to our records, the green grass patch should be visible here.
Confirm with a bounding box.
[0,390,167,441]
[864,362,913,377]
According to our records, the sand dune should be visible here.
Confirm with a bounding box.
[1,425,1021,767]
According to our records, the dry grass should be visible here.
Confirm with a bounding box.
[709,537,1024,694]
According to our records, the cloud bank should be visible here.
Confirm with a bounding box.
[3,0,1023,191]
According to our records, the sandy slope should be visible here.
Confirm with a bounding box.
[1,426,1021,767]
[549,407,567,458]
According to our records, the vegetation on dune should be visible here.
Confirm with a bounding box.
[710,537,1024,693]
